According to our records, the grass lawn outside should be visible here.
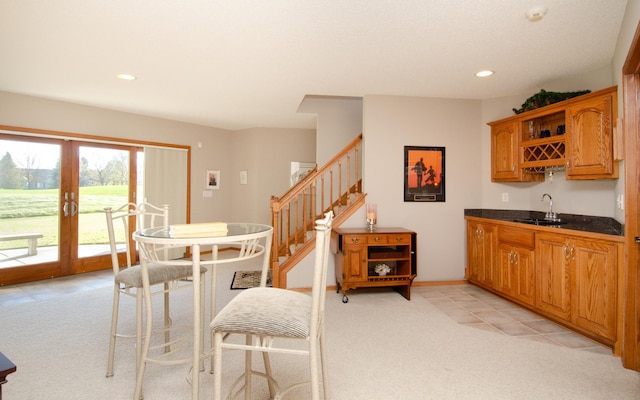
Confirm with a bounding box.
[0,186,128,250]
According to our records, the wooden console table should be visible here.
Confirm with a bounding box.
[331,227,416,303]
[0,352,16,400]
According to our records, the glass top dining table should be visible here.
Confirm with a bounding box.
[132,222,273,400]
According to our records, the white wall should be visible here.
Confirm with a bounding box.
[295,6,640,287]
[359,95,482,282]
[612,0,640,223]
[229,127,316,224]
[343,73,624,283]
[286,96,363,288]
[298,95,363,165]
[0,91,316,226]
[3,2,640,287]
[480,75,619,218]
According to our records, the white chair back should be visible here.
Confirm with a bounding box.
[104,202,171,274]
[310,211,333,338]
[104,203,137,275]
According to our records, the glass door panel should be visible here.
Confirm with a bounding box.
[76,145,130,258]
[0,135,62,281]
[71,143,138,273]
[0,133,140,284]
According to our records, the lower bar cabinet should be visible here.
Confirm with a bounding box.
[330,227,417,303]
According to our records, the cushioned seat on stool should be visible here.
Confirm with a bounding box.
[104,202,206,386]
[210,211,333,400]
[116,263,202,288]
[211,287,311,338]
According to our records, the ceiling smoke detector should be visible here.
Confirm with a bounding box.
[525,7,547,22]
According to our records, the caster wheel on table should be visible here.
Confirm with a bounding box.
[342,295,349,303]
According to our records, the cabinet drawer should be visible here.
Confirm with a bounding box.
[342,235,368,246]
[497,226,534,248]
[392,234,412,244]
[368,235,388,244]
[368,233,411,245]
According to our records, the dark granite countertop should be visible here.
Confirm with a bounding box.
[464,209,623,236]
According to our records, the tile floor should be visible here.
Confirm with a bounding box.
[0,272,613,356]
[413,284,613,355]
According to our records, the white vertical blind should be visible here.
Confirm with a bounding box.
[144,146,188,259]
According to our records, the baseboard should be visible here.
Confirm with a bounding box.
[412,280,468,287]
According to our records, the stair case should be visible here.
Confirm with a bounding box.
[270,134,365,288]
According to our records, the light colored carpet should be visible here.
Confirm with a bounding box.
[2,268,639,399]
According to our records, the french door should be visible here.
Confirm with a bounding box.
[0,133,141,285]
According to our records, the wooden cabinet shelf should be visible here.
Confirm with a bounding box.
[521,137,566,170]
[331,227,416,303]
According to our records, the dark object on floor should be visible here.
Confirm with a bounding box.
[230,270,272,290]
[513,89,591,114]
[0,351,17,400]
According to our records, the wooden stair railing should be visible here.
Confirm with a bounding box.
[270,134,365,288]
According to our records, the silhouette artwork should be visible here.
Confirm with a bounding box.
[424,165,436,186]
[412,158,427,188]
[404,146,446,202]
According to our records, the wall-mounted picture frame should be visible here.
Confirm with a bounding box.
[404,146,445,202]
[206,170,220,189]
[290,161,315,187]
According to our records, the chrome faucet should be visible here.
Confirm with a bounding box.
[541,193,557,221]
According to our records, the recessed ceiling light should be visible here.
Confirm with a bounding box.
[116,74,137,81]
[475,70,494,78]
[525,7,547,22]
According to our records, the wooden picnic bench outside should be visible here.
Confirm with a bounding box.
[0,233,44,256]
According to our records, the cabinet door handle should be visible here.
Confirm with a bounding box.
[563,243,573,260]
[351,238,360,244]
[513,252,518,264]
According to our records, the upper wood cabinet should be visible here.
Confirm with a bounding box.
[566,92,618,179]
[490,120,543,182]
[488,86,618,181]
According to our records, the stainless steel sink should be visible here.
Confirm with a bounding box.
[513,218,568,226]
